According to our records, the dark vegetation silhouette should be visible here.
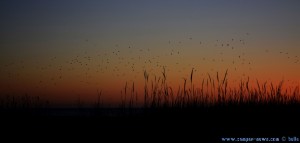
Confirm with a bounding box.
[1,68,299,116]
[1,68,299,142]
[117,68,300,108]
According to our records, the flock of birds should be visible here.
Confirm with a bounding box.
[1,34,299,91]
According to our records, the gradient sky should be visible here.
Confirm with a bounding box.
[1,0,300,106]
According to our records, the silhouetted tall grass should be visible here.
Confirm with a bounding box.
[1,68,299,112]
[136,68,300,109]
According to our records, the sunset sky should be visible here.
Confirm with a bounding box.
[1,0,299,106]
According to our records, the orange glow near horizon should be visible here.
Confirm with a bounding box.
[1,38,299,106]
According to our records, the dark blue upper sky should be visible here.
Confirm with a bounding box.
[1,0,300,68]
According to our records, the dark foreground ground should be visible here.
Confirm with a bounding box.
[1,105,300,142]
